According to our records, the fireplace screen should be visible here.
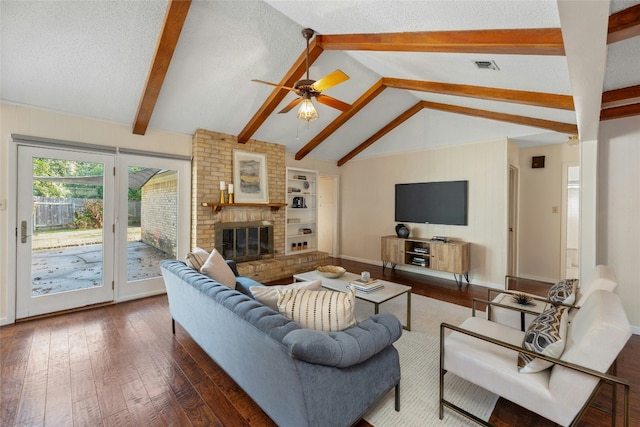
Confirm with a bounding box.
[215,221,273,262]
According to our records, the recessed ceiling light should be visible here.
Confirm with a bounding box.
[474,60,500,70]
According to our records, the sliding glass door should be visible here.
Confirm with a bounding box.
[116,153,191,301]
[16,146,115,318]
[15,145,191,318]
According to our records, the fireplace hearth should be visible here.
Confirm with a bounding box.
[215,221,274,262]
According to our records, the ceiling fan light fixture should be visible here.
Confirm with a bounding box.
[297,96,318,122]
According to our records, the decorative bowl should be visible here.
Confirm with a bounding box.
[316,265,346,278]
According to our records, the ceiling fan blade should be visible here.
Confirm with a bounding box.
[311,70,349,92]
[315,94,351,112]
[278,97,303,114]
[251,79,296,92]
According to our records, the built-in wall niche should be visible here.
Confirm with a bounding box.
[286,167,318,255]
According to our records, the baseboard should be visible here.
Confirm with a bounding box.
[631,325,640,335]
[0,316,11,326]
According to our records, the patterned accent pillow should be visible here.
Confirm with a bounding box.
[250,280,323,310]
[547,278,579,305]
[185,247,209,270]
[200,249,236,289]
[277,285,356,332]
[518,305,569,373]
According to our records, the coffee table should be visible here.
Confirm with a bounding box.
[293,270,412,330]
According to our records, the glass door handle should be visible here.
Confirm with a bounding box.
[21,220,30,243]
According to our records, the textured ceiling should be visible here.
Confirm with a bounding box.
[1,0,638,163]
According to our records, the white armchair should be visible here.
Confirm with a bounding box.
[440,289,631,426]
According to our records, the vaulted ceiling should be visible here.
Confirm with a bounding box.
[2,1,639,165]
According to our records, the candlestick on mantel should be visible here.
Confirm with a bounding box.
[219,180,226,190]
[228,183,234,204]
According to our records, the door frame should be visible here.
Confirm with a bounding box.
[15,145,116,319]
[5,135,191,324]
[507,165,519,277]
[7,137,115,324]
[116,153,191,302]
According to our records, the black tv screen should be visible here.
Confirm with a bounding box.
[395,181,468,225]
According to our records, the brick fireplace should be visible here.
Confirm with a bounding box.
[191,129,286,253]
[191,130,328,281]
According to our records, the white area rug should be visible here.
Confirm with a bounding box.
[355,293,498,426]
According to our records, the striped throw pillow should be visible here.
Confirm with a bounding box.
[277,286,356,332]
[185,247,209,271]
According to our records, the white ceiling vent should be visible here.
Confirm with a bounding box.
[474,60,500,70]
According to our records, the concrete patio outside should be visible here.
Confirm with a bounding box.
[31,228,172,295]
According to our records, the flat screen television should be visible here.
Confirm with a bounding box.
[395,181,468,225]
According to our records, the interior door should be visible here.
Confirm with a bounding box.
[562,163,580,279]
[16,146,115,318]
[318,175,338,256]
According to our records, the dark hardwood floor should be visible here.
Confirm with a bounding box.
[1,258,637,426]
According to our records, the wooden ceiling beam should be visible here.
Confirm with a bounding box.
[601,84,640,108]
[337,102,423,167]
[420,101,578,134]
[237,38,324,144]
[133,0,191,135]
[608,3,640,43]
[316,28,565,55]
[382,78,574,110]
[600,103,640,121]
[295,79,386,160]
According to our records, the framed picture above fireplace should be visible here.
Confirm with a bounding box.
[233,150,269,203]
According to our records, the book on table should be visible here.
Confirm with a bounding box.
[349,278,384,293]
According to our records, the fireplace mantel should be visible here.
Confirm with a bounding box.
[201,202,288,213]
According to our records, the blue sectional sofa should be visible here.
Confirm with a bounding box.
[160,259,402,427]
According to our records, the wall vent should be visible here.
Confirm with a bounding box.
[474,60,500,70]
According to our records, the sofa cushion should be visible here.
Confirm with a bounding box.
[201,249,236,289]
[250,280,322,310]
[547,278,579,305]
[518,305,568,373]
[277,286,356,332]
[185,247,209,270]
[282,313,403,367]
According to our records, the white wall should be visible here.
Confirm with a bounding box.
[517,143,579,282]
[598,116,640,330]
[339,139,509,288]
[0,103,192,324]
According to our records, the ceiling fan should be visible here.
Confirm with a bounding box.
[252,28,351,122]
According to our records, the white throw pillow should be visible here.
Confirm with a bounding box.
[185,247,209,270]
[200,249,236,289]
[250,280,322,310]
[277,285,356,332]
[518,305,569,373]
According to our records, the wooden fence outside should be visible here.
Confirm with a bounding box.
[33,197,141,229]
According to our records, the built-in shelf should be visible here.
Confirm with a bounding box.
[286,167,318,254]
[201,202,287,213]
